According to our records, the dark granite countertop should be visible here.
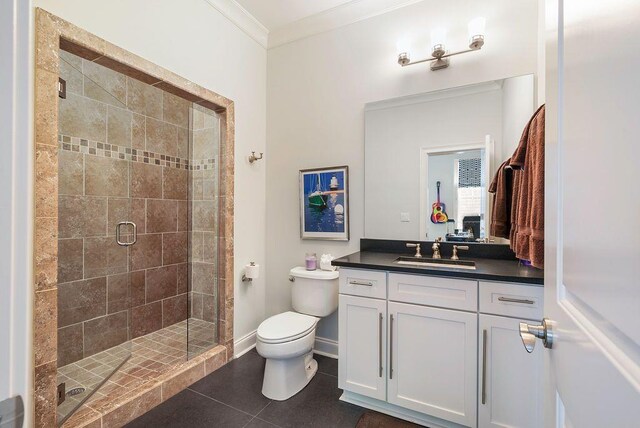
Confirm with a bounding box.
[332,251,544,285]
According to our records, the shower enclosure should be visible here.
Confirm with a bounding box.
[56,49,221,424]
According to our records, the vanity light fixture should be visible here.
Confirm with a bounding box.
[397,17,486,71]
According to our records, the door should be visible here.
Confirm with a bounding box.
[338,294,386,400]
[542,1,640,426]
[482,135,493,239]
[479,314,542,428]
[56,51,134,424]
[388,302,477,427]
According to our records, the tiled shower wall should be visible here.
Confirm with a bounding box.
[57,50,219,366]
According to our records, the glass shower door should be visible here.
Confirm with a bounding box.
[187,104,220,358]
[56,51,133,424]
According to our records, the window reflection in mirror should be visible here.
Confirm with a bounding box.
[426,149,487,242]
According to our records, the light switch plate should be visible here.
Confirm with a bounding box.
[400,212,410,222]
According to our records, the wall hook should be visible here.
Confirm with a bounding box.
[249,151,264,164]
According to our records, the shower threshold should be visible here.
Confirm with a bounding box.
[58,318,223,427]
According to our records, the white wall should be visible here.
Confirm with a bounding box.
[502,74,536,160]
[0,0,33,425]
[266,0,540,342]
[32,0,268,349]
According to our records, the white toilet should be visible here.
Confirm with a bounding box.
[256,267,339,400]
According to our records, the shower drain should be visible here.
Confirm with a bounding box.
[66,387,86,397]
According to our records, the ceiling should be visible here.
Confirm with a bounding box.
[235,0,357,31]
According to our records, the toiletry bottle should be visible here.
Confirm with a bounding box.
[305,253,317,271]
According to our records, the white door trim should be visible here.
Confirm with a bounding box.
[419,139,493,240]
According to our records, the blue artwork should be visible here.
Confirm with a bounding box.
[300,166,349,240]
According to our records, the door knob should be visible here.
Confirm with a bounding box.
[519,318,553,353]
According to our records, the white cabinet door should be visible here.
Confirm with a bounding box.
[338,294,386,400]
[478,315,542,428]
[388,302,477,427]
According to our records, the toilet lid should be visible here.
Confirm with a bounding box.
[257,311,318,344]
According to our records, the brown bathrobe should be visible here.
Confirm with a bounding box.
[488,159,513,239]
[510,104,545,268]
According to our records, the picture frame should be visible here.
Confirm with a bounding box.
[299,165,349,240]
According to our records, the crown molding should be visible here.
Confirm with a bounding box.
[364,79,504,112]
[268,0,425,49]
[203,0,269,48]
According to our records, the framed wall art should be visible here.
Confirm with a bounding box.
[299,165,349,240]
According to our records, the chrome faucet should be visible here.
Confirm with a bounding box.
[451,245,469,260]
[431,242,441,259]
[406,243,422,258]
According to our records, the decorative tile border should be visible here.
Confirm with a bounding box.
[58,134,217,170]
[34,8,235,427]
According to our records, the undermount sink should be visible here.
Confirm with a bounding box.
[394,256,476,270]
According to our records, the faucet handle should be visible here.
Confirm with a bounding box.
[406,243,422,258]
[451,245,469,260]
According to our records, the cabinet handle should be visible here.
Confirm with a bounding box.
[497,296,534,305]
[389,314,394,380]
[378,313,383,378]
[349,280,373,286]
[482,329,487,405]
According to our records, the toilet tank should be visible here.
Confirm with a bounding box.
[290,267,339,317]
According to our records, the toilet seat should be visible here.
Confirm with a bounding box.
[257,311,318,344]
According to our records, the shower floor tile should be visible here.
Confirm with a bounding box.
[57,318,216,423]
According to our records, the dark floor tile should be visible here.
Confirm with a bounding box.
[189,349,271,416]
[124,389,251,428]
[244,417,281,428]
[355,411,427,427]
[314,353,338,377]
[257,372,365,428]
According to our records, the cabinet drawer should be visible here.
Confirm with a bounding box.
[389,273,478,311]
[479,281,543,319]
[339,269,387,299]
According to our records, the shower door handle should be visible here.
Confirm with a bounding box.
[116,221,137,246]
[130,221,137,245]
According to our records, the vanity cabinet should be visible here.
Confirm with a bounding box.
[338,268,543,428]
[388,302,477,426]
[338,294,387,400]
[478,308,543,427]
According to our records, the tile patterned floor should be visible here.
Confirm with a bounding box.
[124,349,423,428]
[58,318,216,423]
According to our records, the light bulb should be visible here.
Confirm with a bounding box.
[430,27,447,49]
[396,36,412,55]
[468,17,486,49]
[468,17,486,38]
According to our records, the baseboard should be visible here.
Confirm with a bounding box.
[313,336,338,359]
[234,331,337,359]
[234,330,257,358]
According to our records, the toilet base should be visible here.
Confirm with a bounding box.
[262,351,318,401]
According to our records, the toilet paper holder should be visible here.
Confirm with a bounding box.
[242,262,259,282]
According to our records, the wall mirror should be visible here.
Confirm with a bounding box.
[364,74,535,242]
